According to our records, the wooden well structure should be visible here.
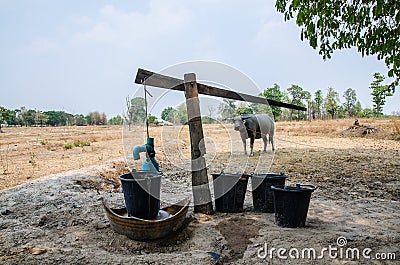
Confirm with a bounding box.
[135,68,306,214]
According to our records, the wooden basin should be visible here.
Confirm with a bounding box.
[102,198,190,241]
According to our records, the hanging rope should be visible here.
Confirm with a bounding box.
[142,77,153,139]
[143,78,149,138]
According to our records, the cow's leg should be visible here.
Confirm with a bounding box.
[262,135,268,153]
[270,134,275,151]
[242,139,247,155]
[249,137,254,157]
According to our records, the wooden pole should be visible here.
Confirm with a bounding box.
[135,68,307,111]
[184,73,214,214]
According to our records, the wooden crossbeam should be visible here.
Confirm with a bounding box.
[135,68,307,111]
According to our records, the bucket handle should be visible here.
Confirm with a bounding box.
[296,184,317,191]
[248,172,287,178]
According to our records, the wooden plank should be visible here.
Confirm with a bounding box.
[135,68,307,111]
[184,73,214,215]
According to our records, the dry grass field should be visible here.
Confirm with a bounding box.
[1,118,399,191]
[0,126,123,190]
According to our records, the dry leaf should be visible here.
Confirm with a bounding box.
[28,247,47,255]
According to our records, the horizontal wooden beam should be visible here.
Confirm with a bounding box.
[135,68,307,111]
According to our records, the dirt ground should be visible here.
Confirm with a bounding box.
[0,119,399,264]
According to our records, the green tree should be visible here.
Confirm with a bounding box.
[147,115,159,125]
[0,107,15,131]
[324,87,340,119]
[44,111,74,126]
[85,115,92,126]
[34,110,48,127]
[74,114,87,125]
[161,107,178,123]
[280,91,292,121]
[108,115,124,125]
[303,90,312,120]
[218,99,236,120]
[45,111,62,126]
[370,72,393,116]
[314,89,323,119]
[176,103,188,124]
[261,84,284,120]
[275,0,399,92]
[161,106,173,121]
[336,105,346,119]
[17,107,28,126]
[25,109,36,126]
[287,84,308,120]
[0,107,9,131]
[235,106,253,116]
[343,88,357,117]
[8,109,17,125]
[130,97,146,124]
[362,108,374,118]
[308,100,317,119]
[353,101,363,118]
[251,101,273,117]
[64,112,74,126]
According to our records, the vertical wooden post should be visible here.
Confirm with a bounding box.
[184,73,214,214]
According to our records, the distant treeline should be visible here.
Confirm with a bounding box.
[0,107,124,127]
[158,73,397,124]
[2,73,396,129]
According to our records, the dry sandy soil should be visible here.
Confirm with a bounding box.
[0,119,399,264]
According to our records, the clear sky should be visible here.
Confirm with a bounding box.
[1,0,398,118]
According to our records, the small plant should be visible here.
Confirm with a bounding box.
[81,142,90,147]
[63,144,73,150]
[40,141,46,146]
[47,147,57,151]
[28,153,38,174]
[73,141,91,147]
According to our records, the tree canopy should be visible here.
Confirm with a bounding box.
[161,107,177,123]
[275,0,399,92]
[261,84,284,120]
[324,87,340,119]
[235,106,254,116]
[370,72,393,116]
[287,84,309,120]
[218,99,236,120]
[343,88,357,117]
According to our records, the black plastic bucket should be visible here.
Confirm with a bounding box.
[251,173,287,213]
[212,173,250,213]
[119,171,161,219]
[271,184,317,228]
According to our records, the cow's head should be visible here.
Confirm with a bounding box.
[233,116,246,131]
